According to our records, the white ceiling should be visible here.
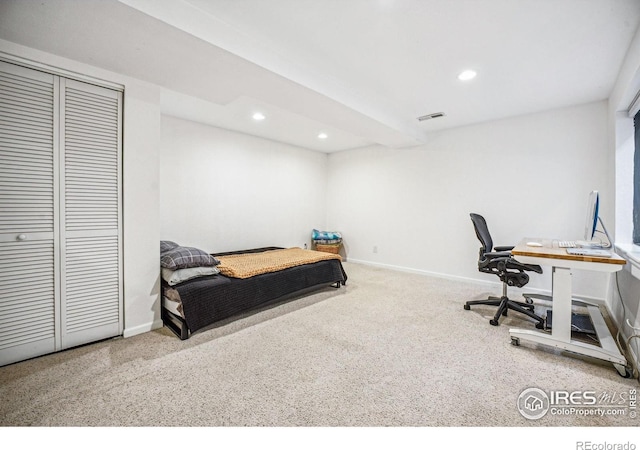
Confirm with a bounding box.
[1,0,639,153]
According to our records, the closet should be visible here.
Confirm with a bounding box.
[0,60,123,366]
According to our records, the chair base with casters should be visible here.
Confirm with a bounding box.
[464,282,545,328]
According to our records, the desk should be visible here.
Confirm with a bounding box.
[510,239,630,377]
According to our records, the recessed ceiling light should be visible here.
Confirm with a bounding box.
[252,112,265,121]
[318,132,328,139]
[458,70,477,81]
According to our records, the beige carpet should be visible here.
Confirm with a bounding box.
[1,261,638,428]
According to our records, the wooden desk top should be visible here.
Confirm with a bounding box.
[512,239,626,265]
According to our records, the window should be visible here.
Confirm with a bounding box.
[634,111,640,244]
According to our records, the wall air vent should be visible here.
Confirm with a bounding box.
[417,112,445,121]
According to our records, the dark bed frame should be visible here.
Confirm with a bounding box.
[161,247,347,340]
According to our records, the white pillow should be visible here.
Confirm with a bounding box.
[161,266,219,286]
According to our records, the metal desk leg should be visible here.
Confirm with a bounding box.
[551,266,572,343]
[509,267,630,377]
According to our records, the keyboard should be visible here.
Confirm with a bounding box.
[557,240,603,249]
[566,248,612,257]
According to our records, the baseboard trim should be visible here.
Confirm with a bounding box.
[123,318,164,338]
[346,257,548,293]
[345,258,605,305]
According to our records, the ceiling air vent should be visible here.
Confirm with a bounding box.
[417,112,445,121]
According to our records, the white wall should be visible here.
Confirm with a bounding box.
[159,115,328,253]
[121,84,163,337]
[0,40,163,337]
[327,101,611,300]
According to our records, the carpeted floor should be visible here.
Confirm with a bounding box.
[1,261,638,428]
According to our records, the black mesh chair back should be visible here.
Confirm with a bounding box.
[470,213,493,256]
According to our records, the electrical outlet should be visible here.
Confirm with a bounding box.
[304,243,307,249]
[373,246,378,254]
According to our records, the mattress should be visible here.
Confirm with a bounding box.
[162,294,183,318]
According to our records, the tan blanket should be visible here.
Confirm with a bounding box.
[216,247,342,279]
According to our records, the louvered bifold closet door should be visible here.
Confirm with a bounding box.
[0,61,58,366]
[60,79,122,349]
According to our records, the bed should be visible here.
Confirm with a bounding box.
[160,245,348,339]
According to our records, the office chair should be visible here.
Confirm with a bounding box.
[464,213,545,328]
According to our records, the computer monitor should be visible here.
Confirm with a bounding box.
[583,190,599,241]
[580,190,612,248]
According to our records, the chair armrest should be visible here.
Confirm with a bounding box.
[505,258,543,274]
[482,254,543,274]
[484,251,512,258]
[494,245,515,252]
